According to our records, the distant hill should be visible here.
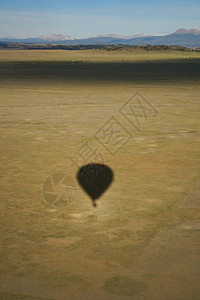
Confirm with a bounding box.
[96,33,149,39]
[109,32,200,47]
[107,29,200,47]
[172,28,200,35]
[0,29,200,47]
[0,33,75,43]
[38,33,75,40]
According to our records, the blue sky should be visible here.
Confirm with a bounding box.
[0,0,199,38]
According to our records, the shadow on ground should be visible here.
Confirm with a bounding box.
[0,59,200,83]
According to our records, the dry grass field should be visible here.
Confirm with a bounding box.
[0,49,200,299]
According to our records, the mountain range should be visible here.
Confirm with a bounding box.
[38,34,75,41]
[96,33,149,39]
[0,28,200,47]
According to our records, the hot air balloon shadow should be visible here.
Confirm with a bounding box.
[77,164,114,207]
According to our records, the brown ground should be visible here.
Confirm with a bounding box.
[0,49,200,299]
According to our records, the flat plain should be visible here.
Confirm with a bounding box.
[0,49,200,299]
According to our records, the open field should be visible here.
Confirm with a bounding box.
[0,49,200,299]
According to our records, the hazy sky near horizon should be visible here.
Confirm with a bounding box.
[0,0,199,38]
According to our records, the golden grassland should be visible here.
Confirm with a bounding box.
[0,49,200,299]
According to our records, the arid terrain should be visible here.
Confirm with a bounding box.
[0,49,200,299]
